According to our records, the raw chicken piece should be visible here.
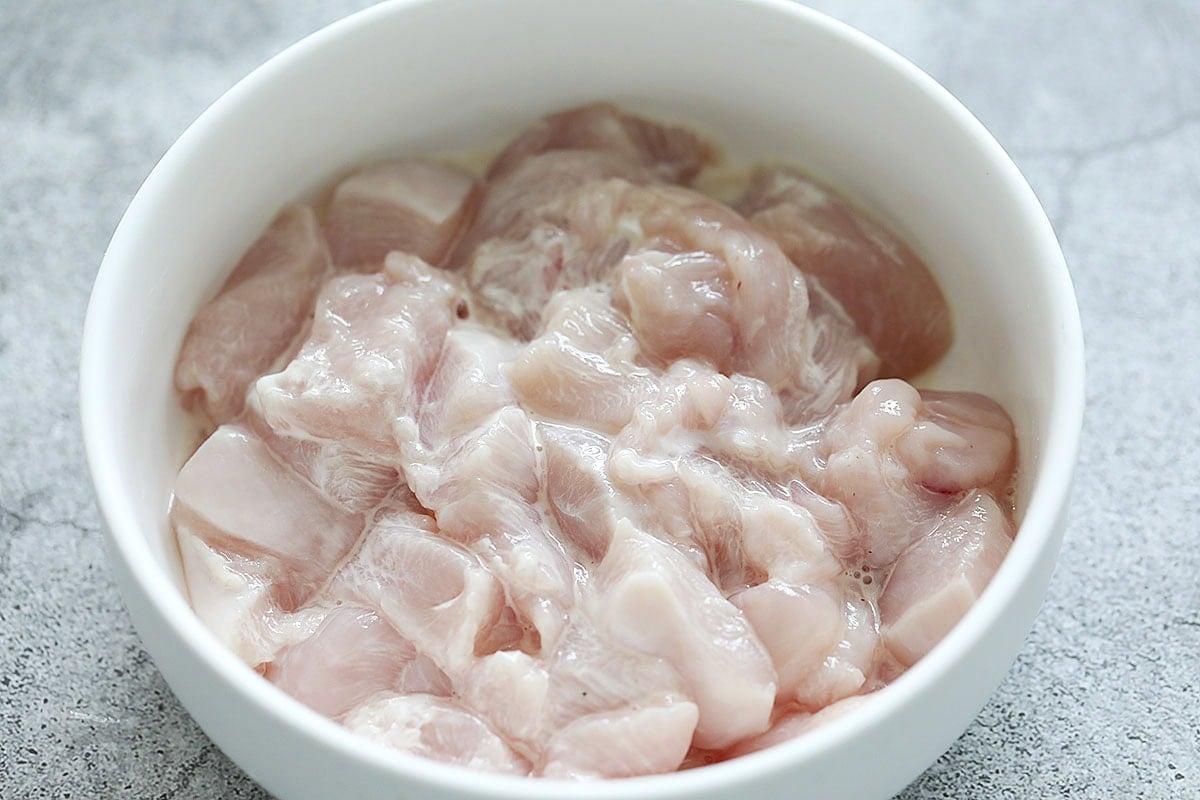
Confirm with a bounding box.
[267,606,450,720]
[540,700,700,779]
[538,423,623,564]
[344,694,530,775]
[802,379,1016,568]
[243,396,400,514]
[593,521,776,749]
[880,490,1013,667]
[458,168,669,340]
[898,389,1017,495]
[407,406,541,517]
[462,614,691,761]
[543,616,691,731]
[461,651,551,757]
[486,102,714,183]
[404,406,575,653]
[620,459,850,602]
[254,254,461,457]
[609,360,791,471]
[470,511,575,655]
[453,149,657,278]
[176,531,293,667]
[418,325,522,447]
[507,289,652,434]
[777,275,880,424]
[176,204,330,424]
[724,695,873,759]
[605,361,841,591]
[555,181,800,385]
[576,183,872,410]
[611,452,873,702]
[739,493,843,586]
[721,709,813,759]
[734,579,879,709]
[472,178,876,419]
[613,250,736,370]
[325,159,479,269]
[603,372,754,587]
[784,477,862,567]
[617,259,870,425]
[739,166,951,377]
[172,424,366,610]
[620,459,759,592]
[326,509,504,677]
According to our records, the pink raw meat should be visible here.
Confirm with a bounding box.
[461,614,692,763]
[175,204,330,424]
[539,617,690,735]
[723,695,873,759]
[486,102,714,183]
[618,459,757,592]
[613,256,873,416]
[407,406,541,519]
[879,490,1013,667]
[538,423,623,564]
[326,508,504,677]
[734,579,879,709]
[613,249,736,370]
[540,700,700,779]
[739,166,951,378]
[170,106,1021,778]
[470,178,877,420]
[452,149,657,282]
[176,531,296,667]
[777,275,880,423]
[721,709,813,760]
[343,694,530,775]
[802,379,1016,568]
[325,159,479,270]
[253,254,461,456]
[242,398,401,514]
[172,424,366,611]
[470,510,575,655]
[403,405,575,654]
[605,361,840,591]
[608,361,788,471]
[418,325,522,447]
[593,521,776,749]
[507,289,652,434]
[460,650,551,757]
[739,493,843,586]
[601,366,756,588]
[898,389,1018,495]
[575,182,873,412]
[457,161,637,339]
[266,605,450,720]
[498,180,796,375]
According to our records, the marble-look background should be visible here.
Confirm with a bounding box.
[2,2,1197,797]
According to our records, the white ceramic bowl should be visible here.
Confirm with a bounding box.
[80,1,1085,798]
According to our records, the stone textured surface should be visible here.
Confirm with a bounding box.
[1,1,1197,797]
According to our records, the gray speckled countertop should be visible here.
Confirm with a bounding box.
[2,1,1198,798]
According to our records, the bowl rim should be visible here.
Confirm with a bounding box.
[80,0,1085,796]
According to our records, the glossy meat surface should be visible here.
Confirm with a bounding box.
[175,205,330,424]
[171,106,1017,778]
[739,166,952,378]
[326,159,479,270]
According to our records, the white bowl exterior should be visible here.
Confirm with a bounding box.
[80,1,1084,799]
